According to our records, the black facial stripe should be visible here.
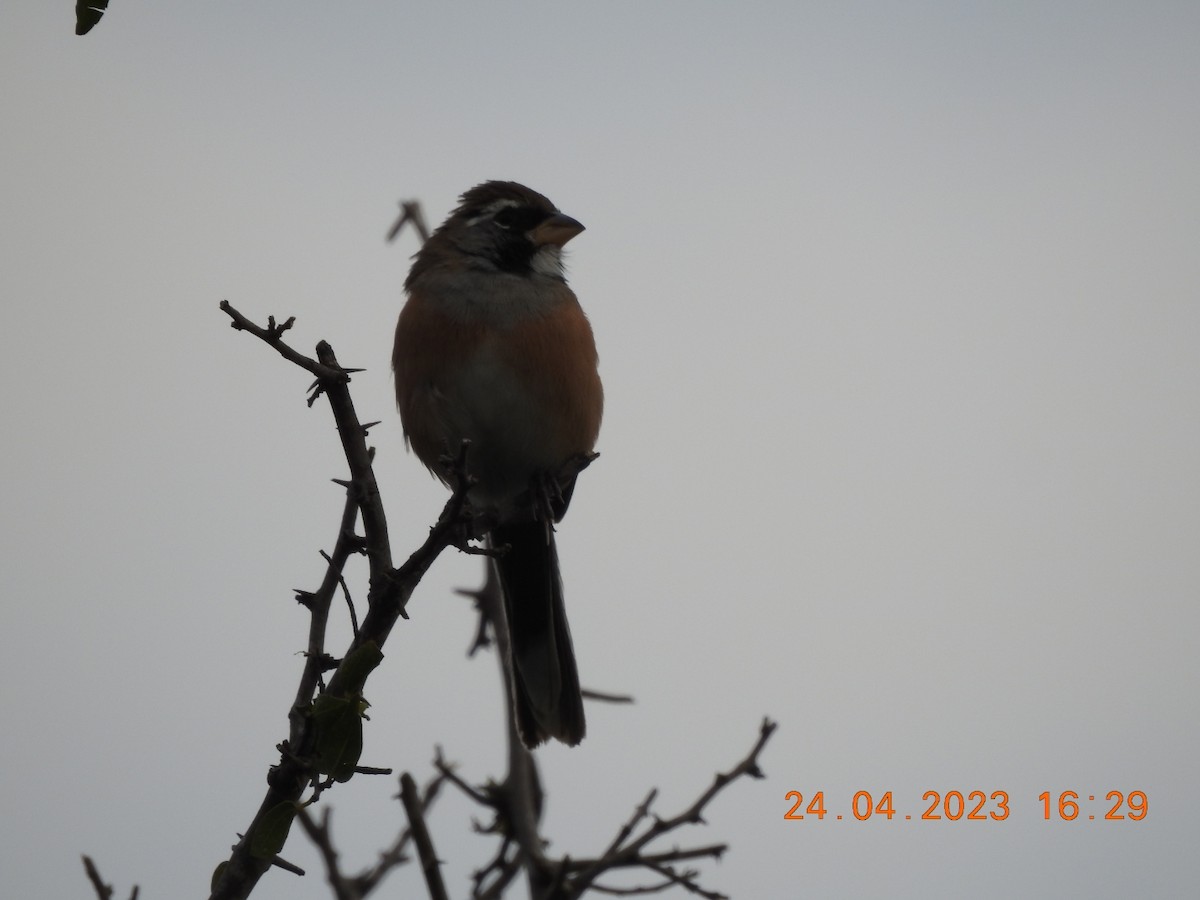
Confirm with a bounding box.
[492,234,537,273]
[492,206,548,232]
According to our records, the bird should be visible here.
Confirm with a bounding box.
[393,181,603,747]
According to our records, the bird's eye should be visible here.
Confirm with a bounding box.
[492,207,519,230]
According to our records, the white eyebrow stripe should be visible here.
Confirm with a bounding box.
[465,198,521,226]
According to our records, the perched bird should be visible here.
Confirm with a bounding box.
[393,181,603,747]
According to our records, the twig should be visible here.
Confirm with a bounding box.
[565,719,777,898]
[219,301,342,382]
[581,689,635,704]
[297,768,450,898]
[82,856,112,900]
[588,876,676,896]
[400,772,450,900]
[470,834,521,900]
[433,748,495,808]
[81,856,138,900]
[354,770,446,894]
[619,718,775,856]
[209,303,477,900]
[295,808,358,900]
[595,790,657,864]
[319,546,361,639]
[209,286,777,900]
[641,861,726,900]
[387,200,431,244]
[293,487,366,731]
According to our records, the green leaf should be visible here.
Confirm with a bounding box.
[312,694,365,782]
[335,641,384,694]
[250,802,299,859]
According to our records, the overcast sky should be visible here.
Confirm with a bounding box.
[2,3,1198,898]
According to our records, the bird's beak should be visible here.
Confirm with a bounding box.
[529,213,585,247]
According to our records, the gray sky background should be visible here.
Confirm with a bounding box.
[2,3,1197,898]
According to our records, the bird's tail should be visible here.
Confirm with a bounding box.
[492,520,585,747]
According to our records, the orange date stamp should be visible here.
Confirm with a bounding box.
[783,790,1148,822]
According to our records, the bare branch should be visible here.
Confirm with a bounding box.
[81,856,138,900]
[564,718,777,898]
[207,292,776,900]
[208,304,478,900]
[596,790,657,864]
[297,768,451,898]
[433,748,496,809]
[354,770,446,894]
[295,808,359,900]
[386,200,431,244]
[625,717,774,854]
[581,689,635,704]
[399,773,450,900]
[218,301,340,382]
[82,856,112,900]
[588,876,676,896]
[641,861,726,900]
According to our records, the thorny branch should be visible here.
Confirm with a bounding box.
[82,203,777,900]
[387,200,431,244]
[433,714,777,900]
[296,771,449,900]
[400,773,451,900]
[82,856,138,900]
[208,293,479,900]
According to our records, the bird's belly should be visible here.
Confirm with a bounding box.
[443,352,572,510]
